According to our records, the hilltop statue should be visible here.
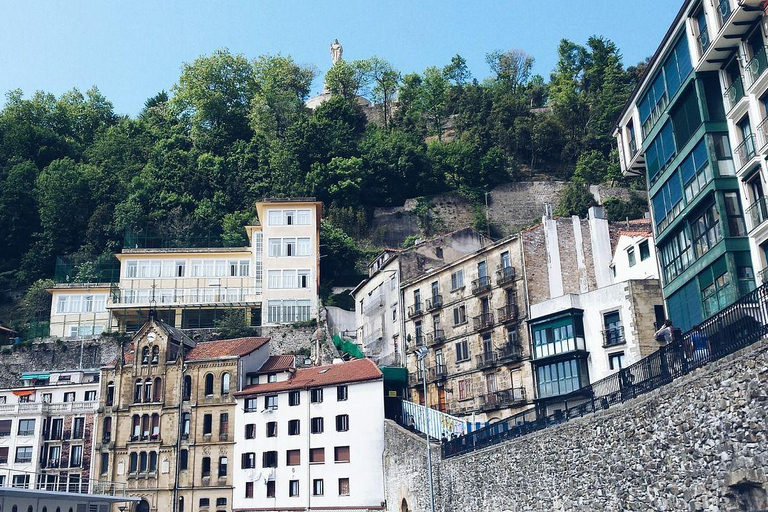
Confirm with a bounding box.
[330,39,343,65]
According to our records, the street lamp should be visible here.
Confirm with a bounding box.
[415,345,436,512]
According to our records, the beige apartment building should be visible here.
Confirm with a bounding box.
[95,316,271,512]
[48,199,322,337]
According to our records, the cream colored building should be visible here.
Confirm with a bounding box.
[95,317,271,512]
[48,199,322,337]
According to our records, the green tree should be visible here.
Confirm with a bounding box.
[486,49,534,93]
[358,57,400,128]
[443,54,472,86]
[554,179,597,218]
[420,67,449,140]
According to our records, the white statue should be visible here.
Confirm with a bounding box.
[330,39,343,65]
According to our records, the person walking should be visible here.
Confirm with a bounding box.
[655,319,674,344]
[690,324,711,363]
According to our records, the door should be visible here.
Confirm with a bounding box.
[478,260,487,278]
[437,387,447,412]
[481,297,490,316]
[485,373,497,404]
[431,281,439,298]
[137,500,150,512]
[500,251,510,269]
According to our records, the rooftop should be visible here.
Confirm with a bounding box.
[185,337,270,361]
[255,355,296,374]
[236,358,382,397]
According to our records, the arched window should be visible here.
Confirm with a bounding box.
[134,379,143,403]
[141,346,150,364]
[153,377,162,402]
[27,506,32,512]
[183,375,192,401]
[129,452,138,473]
[204,373,214,396]
[11,506,16,512]
[143,380,152,403]
[132,415,140,440]
[221,373,230,395]
[141,414,150,440]
[151,345,160,364]
[151,413,160,440]
[106,381,115,406]
[103,416,112,443]
[178,497,184,512]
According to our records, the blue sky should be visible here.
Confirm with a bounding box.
[0,1,680,116]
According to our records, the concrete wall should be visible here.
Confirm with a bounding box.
[385,336,768,512]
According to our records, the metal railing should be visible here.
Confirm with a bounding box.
[759,267,768,285]
[697,25,710,55]
[734,134,756,170]
[408,302,424,318]
[495,266,516,286]
[602,326,625,348]
[426,329,446,347]
[745,46,768,88]
[472,313,494,331]
[746,196,768,232]
[0,401,98,415]
[717,0,733,26]
[443,281,768,459]
[426,295,443,311]
[0,467,128,496]
[471,276,492,295]
[475,342,523,369]
[724,76,745,113]
[758,117,768,150]
[497,304,518,323]
[478,388,526,411]
[427,365,447,381]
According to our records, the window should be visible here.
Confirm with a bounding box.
[297,209,311,225]
[609,352,626,370]
[297,238,311,256]
[266,422,277,437]
[181,412,190,438]
[639,240,650,261]
[12,475,29,488]
[268,238,281,257]
[0,446,8,463]
[63,392,75,403]
[180,449,188,470]
[458,378,472,400]
[204,373,214,396]
[265,395,278,410]
[691,202,723,259]
[451,270,464,290]
[201,457,211,477]
[532,319,585,359]
[334,446,350,463]
[455,339,470,362]
[337,385,348,401]
[313,479,324,496]
[289,390,300,406]
[149,451,158,472]
[183,375,192,401]
[310,447,325,463]
[73,417,85,439]
[203,414,212,435]
[724,191,746,237]
[536,359,586,399]
[244,398,257,412]
[311,417,324,434]
[15,447,32,463]
[219,413,229,436]
[288,419,300,435]
[266,480,276,498]
[339,477,350,496]
[199,498,210,508]
[129,453,138,473]
[627,247,636,267]
[221,373,230,395]
[218,456,228,477]
[267,373,277,383]
[245,481,254,499]
[283,238,296,256]
[0,420,9,437]
[287,449,301,466]
[245,424,255,439]
[336,414,349,432]
[289,479,300,497]
[18,419,35,436]
[263,451,277,468]
[241,452,256,469]
[69,445,83,467]
[100,452,109,475]
[453,305,467,326]
[311,389,323,403]
[268,210,282,225]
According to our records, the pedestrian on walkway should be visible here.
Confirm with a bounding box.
[655,319,674,344]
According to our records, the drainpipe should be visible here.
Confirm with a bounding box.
[172,339,187,512]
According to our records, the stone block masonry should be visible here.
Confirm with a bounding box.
[384,336,768,511]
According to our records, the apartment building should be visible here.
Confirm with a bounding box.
[48,199,322,337]
[233,358,384,512]
[0,369,100,492]
[352,228,490,367]
[614,0,766,330]
[610,221,660,282]
[95,316,270,512]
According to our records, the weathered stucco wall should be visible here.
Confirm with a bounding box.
[385,336,768,512]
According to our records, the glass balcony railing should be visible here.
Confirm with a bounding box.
[746,196,768,232]
[717,0,733,27]
[697,25,711,55]
[724,76,745,113]
[745,46,768,88]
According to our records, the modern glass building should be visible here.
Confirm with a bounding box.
[614,0,768,330]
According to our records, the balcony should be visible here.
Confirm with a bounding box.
[759,267,768,285]
[717,0,733,26]
[497,304,518,324]
[747,196,768,232]
[426,329,446,347]
[363,328,383,347]
[478,388,526,411]
[475,351,497,369]
[408,372,423,387]
[427,365,447,381]
[0,401,98,415]
[495,266,516,286]
[363,294,384,315]
[407,302,424,318]
[602,326,626,348]
[411,334,425,350]
[109,277,258,308]
[475,343,522,369]
[472,313,494,331]
[757,117,768,151]
[734,134,756,171]
[745,46,768,89]
[697,24,711,55]
[723,77,745,113]
[425,295,443,311]
[471,276,492,295]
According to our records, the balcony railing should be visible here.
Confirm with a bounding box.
[110,277,258,307]
[475,351,497,369]
[426,329,446,347]
[363,294,384,314]
[734,134,756,171]
[407,302,424,318]
[426,295,443,311]
[408,372,423,387]
[757,117,768,150]
[746,196,768,232]
[412,334,425,349]
[427,365,448,381]
[759,267,768,285]
[478,388,526,411]
[0,467,128,496]
[602,326,626,348]
[476,343,523,369]
[472,313,494,331]
[745,46,768,88]
[0,401,98,415]
[628,136,637,157]
[495,266,516,286]
[471,276,492,295]
[717,0,733,26]
[497,304,518,323]
[697,25,710,55]
[724,76,745,113]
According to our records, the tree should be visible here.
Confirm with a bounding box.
[358,57,400,129]
[603,193,648,221]
[554,179,597,218]
[420,67,449,140]
[486,49,534,92]
[325,60,365,100]
[443,54,472,86]
[0,161,40,266]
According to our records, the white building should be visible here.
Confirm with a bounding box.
[611,222,660,282]
[0,369,100,492]
[233,358,384,512]
[48,198,322,337]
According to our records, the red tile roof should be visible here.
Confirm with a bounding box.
[185,337,270,361]
[256,355,295,374]
[236,358,382,397]
[617,229,652,238]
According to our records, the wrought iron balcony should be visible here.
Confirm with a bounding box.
[471,276,492,295]
[724,76,745,113]
[472,313,494,331]
[426,329,446,347]
[407,302,424,318]
[426,295,443,311]
[478,387,526,411]
[427,365,448,381]
[757,117,768,151]
[497,342,523,362]
[734,134,756,171]
[497,304,518,323]
[412,334,425,349]
[759,267,768,285]
[495,266,516,286]
[602,326,626,348]
[475,351,497,369]
[408,372,424,387]
[746,196,768,232]
[745,46,768,88]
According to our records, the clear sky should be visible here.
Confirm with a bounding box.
[0,1,680,116]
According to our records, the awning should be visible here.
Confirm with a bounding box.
[12,390,34,397]
[21,373,50,380]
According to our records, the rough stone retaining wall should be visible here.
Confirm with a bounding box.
[384,337,768,512]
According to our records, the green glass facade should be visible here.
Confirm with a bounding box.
[530,311,589,401]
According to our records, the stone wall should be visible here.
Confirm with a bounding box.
[385,336,768,512]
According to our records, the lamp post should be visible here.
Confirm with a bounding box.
[415,345,436,512]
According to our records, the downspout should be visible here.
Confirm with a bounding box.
[172,338,187,512]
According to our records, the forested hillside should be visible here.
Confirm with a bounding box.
[0,36,646,330]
